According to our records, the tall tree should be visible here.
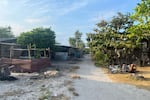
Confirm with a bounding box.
[87,12,135,65]
[0,26,14,38]
[110,12,133,33]
[127,0,150,66]
[17,27,56,50]
[69,30,85,49]
[69,38,76,47]
[128,0,150,46]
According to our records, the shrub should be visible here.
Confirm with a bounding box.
[93,51,108,67]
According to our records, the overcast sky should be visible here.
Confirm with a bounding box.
[0,0,141,45]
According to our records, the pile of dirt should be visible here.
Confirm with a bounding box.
[69,74,80,79]
[44,70,59,78]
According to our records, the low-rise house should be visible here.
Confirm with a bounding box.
[0,38,16,43]
[0,38,17,58]
[0,38,51,72]
[54,45,83,60]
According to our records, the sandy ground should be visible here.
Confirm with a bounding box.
[0,62,76,100]
[73,55,150,100]
[1,55,150,100]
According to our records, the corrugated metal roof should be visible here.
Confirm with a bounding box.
[0,42,17,45]
[0,38,16,42]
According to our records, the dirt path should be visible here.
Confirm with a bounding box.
[73,55,150,100]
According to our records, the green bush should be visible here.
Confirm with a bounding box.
[84,48,90,54]
[93,51,108,67]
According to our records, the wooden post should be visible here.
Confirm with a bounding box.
[10,46,13,59]
[27,44,31,59]
[44,49,46,57]
[47,48,50,59]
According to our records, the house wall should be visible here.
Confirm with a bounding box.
[54,52,68,60]
[0,44,11,58]
[0,43,21,58]
[1,58,51,72]
[68,48,83,58]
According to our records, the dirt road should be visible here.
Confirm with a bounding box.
[73,55,150,100]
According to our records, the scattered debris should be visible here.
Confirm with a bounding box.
[68,86,79,96]
[0,60,80,99]
[64,80,73,86]
[69,66,80,72]
[30,75,42,80]
[44,70,59,78]
[73,92,79,96]
[70,74,80,79]
[130,73,145,80]
[72,66,80,69]
[68,87,75,92]
[38,89,51,100]
[51,94,69,100]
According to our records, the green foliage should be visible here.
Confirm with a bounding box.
[87,12,136,66]
[69,38,76,47]
[128,0,150,47]
[69,30,85,49]
[94,51,108,66]
[84,48,90,54]
[87,1,150,66]
[38,89,51,100]
[110,12,133,33]
[0,26,14,38]
[17,27,56,50]
[131,0,150,24]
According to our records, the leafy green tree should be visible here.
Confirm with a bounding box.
[87,1,150,66]
[127,0,150,66]
[69,38,76,47]
[0,26,14,38]
[131,0,150,24]
[17,27,56,49]
[128,0,150,41]
[110,12,133,33]
[87,12,135,66]
[69,30,85,49]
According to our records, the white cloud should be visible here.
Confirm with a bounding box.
[0,0,8,6]
[10,24,29,36]
[29,0,88,16]
[90,11,117,23]
[11,23,56,36]
[58,1,88,16]
[25,18,45,24]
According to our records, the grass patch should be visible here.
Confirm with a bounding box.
[38,89,51,100]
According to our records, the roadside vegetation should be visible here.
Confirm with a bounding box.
[87,0,150,67]
[0,26,14,38]
[87,0,150,90]
[17,27,56,50]
[69,30,85,49]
